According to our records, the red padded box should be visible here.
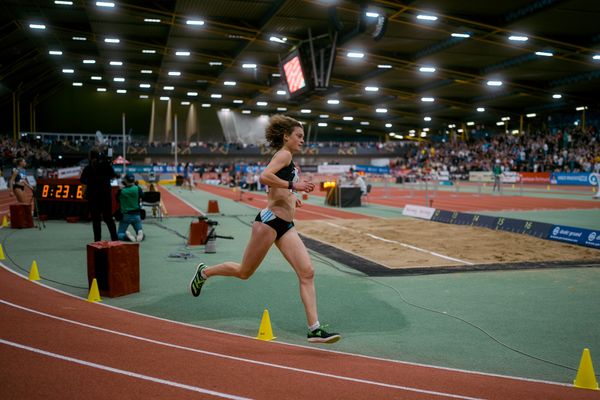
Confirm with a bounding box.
[188,220,208,245]
[86,241,139,297]
[10,204,33,229]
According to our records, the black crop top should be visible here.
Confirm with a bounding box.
[275,160,298,182]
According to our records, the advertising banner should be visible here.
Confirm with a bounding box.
[519,172,550,184]
[402,205,435,220]
[550,172,596,186]
[548,225,600,249]
[469,171,494,183]
[354,165,390,174]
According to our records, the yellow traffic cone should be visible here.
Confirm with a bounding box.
[256,309,276,341]
[1,215,8,227]
[0,244,5,260]
[574,348,599,390]
[28,261,40,281]
[87,278,102,302]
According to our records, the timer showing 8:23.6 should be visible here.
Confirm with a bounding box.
[39,184,85,200]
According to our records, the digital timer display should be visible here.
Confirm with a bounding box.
[40,183,85,200]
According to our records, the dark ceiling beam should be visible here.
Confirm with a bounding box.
[480,53,538,75]
[549,70,600,90]
[503,0,566,23]
[412,36,469,60]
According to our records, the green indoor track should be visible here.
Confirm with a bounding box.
[1,185,599,385]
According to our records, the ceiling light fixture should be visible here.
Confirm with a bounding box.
[347,52,364,58]
[421,97,435,102]
[269,36,287,43]
[451,33,470,38]
[535,51,553,57]
[224,81,236,86]
[364,86,379,92]
[242,63,257,69]
[508,35,528,42]
[416,14,437,21]
[419,66,436,73]
[186,19,205,26]
[104,38,120,44]
[48,50,62,55]
[144,18,161,23]
[96,1,115,7]
[377,64,392,69]
[175,51,190,56]
[487,80,503,86]
[168,71,181,76]
[29,24,46,30]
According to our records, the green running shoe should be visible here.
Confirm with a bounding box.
[190,263,207,297]
[307,326,341,344]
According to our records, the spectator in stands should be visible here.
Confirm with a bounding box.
[116,173,144,242]
[9,158,33,203]
[189,114,341,344]
[80,149,118,242]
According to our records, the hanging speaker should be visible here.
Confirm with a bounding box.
[372,15,388,41]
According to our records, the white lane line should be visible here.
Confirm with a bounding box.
[0,338,251,400]
[160,185,204,215]
[366,233,473,265]
[0,300,483,400]
[0,265,573,389]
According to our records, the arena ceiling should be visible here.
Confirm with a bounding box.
[1,0,599,139]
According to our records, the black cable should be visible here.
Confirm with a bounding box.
[1,229,88,290]
[308,250,595,375]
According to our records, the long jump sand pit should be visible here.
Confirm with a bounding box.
[295,218,600,274]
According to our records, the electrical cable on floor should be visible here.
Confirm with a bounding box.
[1,229,88,290]
[309,248,594,375]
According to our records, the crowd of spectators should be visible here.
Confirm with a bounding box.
[390,125,600,178]
[2,123,598,182]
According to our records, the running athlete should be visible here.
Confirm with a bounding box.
[189,114,340,343]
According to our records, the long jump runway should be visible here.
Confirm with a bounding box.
[1,267,597,400]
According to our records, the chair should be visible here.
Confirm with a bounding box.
[141,191,162,220]
[362,184,372,205]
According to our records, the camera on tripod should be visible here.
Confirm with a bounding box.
[199,216,218,227]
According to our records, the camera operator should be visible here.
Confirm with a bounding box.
[80,148,118,242]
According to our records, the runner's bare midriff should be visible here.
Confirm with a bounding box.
[268,187,296,221]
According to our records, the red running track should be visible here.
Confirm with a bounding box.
[194,183,371,220]
[1,266,598,400]
[311,186,600,213]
